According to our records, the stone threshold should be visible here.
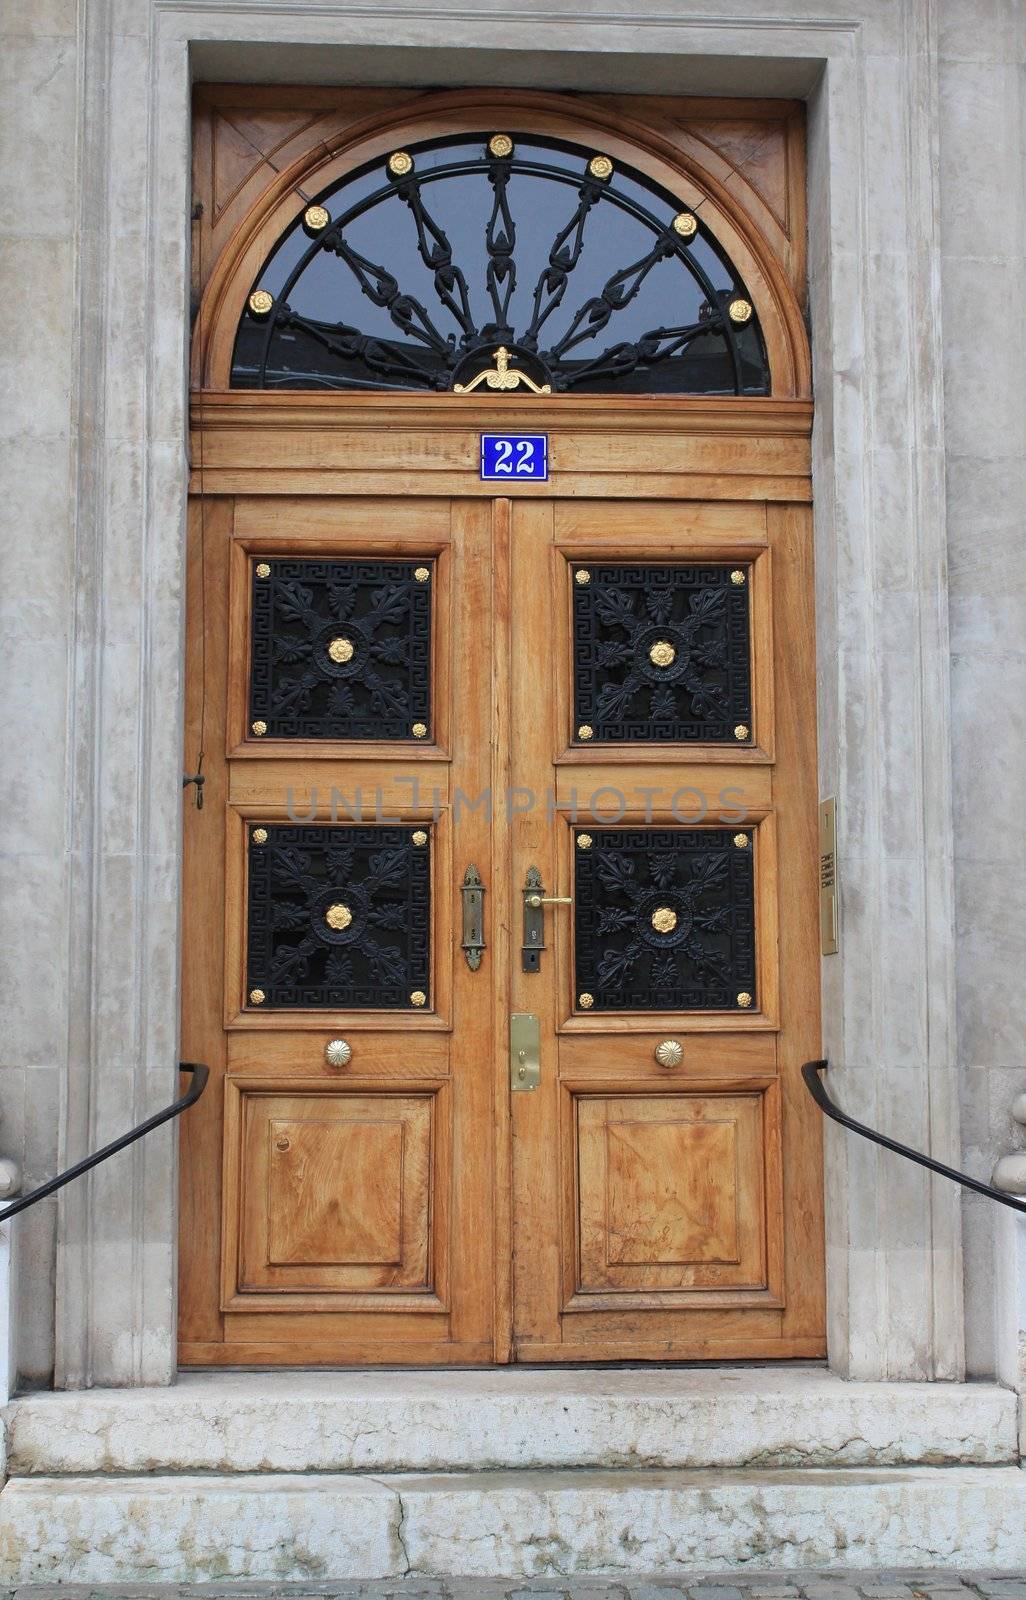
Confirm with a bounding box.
[3,1467,1026,1581]
[3,1367,1017,1475]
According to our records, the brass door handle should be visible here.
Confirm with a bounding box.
[522,868,572,972]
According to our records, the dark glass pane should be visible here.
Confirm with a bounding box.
[247,824,431,1010]
[230,133,770,396]
[573,827,757,1012]
[572,562,752,743]
[250,557,433,741]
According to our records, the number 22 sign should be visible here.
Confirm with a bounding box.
[480,434,548,482]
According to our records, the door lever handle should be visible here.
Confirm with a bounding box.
[522,867,572,972]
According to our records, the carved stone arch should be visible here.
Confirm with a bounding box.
[192,89,810,398]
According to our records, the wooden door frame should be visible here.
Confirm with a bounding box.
[183,84,817,1364]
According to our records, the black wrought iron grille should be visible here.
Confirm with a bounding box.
[572,562,752,743]
[231,134,770,396]
[574,828,756,1012]
[247,824,431,1009]
[250,558,432,741]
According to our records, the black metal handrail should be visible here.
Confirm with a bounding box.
[803,1058,1026,1215]
[0,1062,209,1223]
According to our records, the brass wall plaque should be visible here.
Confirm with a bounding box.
[510,1012,541,1092]
[819,797,839,955]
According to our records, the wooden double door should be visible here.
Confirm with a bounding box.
[179,487,824,1365]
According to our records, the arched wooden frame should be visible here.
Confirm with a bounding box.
[192,90,810,399]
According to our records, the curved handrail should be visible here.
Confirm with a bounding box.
[803,1059,1026,1215]
[0,1062,209,1223]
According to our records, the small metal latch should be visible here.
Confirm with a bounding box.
[461,864,486,971]
[182,763,205,809]
[510,1012,540,1092]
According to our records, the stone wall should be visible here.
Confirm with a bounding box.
[1,0,1022,1388]
[938,4,1026,1379]
[0,0,78,1386]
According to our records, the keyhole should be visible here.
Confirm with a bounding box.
[275,1136,290,1152]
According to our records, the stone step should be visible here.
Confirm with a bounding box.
[2,1465,1026,1582]
[3,1368,1017,1475]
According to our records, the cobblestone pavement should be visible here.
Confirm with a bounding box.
[6,1576,1026,1599]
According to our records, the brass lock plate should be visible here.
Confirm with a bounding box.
[819,797,838,955]
[510,1012,541,1092]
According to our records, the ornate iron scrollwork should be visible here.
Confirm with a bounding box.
[231,135,770,397]
[250,558,432,741]
[247,824,431,1009]
[573,827,756,1012]
[572,563,752,743]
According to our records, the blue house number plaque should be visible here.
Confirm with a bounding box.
[480,433,548,482]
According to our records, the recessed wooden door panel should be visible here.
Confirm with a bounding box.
[233,1087,434,1294]
[574,1090,770,1292]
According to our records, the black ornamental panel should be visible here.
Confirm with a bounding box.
[250,558,432,742]
[572,563,752,745]
[573,827,756,1012]
[247,824,431,1010]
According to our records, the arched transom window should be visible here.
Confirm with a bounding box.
[232,132,770,396]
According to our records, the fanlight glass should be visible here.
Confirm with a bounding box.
[231,133,770,396]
